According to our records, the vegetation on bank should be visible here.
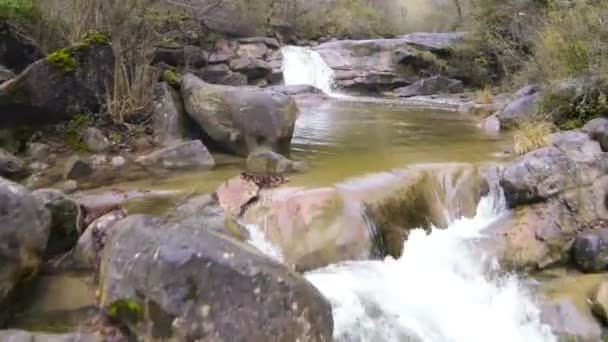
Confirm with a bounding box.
[470,0,608,129]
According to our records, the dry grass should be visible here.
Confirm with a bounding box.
[513,119,554,155]
[474,86,494,104]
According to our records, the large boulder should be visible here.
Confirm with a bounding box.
[393,75,463,97]
[501,132,608,208]
[0,40,114,126]
[181,74,298,156]
[0,178,51,325]
[135,140,215,171]
[314,33,466,91]
[540,299,603,341]
[152,82,195,146]
[99,215,333,341]
[0,21,42,72]
[31,189,80,255]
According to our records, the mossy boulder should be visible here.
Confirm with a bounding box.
[99,214,333,341]
[181,73,298,157]
[0,39,114,126]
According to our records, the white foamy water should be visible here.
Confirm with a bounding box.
[281,46,336,94]
[245,224,284,263]
[305,192,556,342]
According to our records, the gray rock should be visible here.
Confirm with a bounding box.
[63,156,93,181]
[26,142,50,161]
[99,215,333,341]
[0,330,99,342]
[73,210,126,270]
[152,82,193,146]
[583,117,608,152]
[513,84,540,98]
[540,299,602,341]
[197,63,248,86]
[89,154,107,168]
[266,84,324,97]
[393,76,463,97]
[57,180,78,194]
[481,114,501,135]
[314,33,465,90]
[32,189,80,255]
[495,93,540,129]
[238,37,280,49]
[28,161,49,172]
[135,140,215,171]
[572,228,608,272]
[181,74,298,157]
[0,65,14,84]
[81,127,110,152]
[246,149,308,174]
[236,42,268,59]
[110,156,126,168]
[0,178,51,325]
[592,280,608,324]
[229,57,272,80]
[500,132,608,208]
[0,148,25,179]
[0,42,114,126]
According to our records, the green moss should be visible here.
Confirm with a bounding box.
[81,31,111,46]
[60,113,93,152]
[107,299,143,323]
[163,69,182,89]
[46,48,78,74]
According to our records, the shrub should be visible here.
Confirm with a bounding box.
[513,119,554,155]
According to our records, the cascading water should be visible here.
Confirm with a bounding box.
[245,184,556,342]
[281,46,336,94]
[305,189,556,342]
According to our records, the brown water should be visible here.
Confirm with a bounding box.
[112,97,510,194]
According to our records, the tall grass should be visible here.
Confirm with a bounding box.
[513,119,554,155]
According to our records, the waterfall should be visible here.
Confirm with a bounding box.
[281,46,336,94]
[305,190,556,342]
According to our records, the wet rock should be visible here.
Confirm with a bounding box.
[181,74,298,156]
[32,189,80,255]
[0,330,99,342]
[266,84,324,97]
[215,175,260,215]
[572,228,608,272]
[26,142,50,161]
[583,117,608,152]
[135,140,215,171]
[64,156,93,181]
[0,20,43,72]
[246,149,308,174]
[82,127,110,152]
[242,186,373,271]
[481,114,501,135]
[0,41,114,126]
[540,299,602,341]
[499,175,608,270]
[0,178,51,325]
[591,280,608,324]
[0,147,25,179]
[99,215,333,341]
[73,210,126,270]
[153,82,194,146]
[393,76,463,97]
